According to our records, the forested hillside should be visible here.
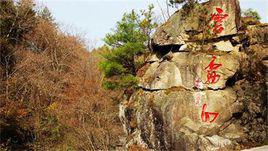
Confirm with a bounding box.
[0,0,122,150]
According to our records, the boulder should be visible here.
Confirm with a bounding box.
[139,61,182,90]
[120,1,267,150]
[179,44,189,51]
[140,52,239,90]
[120,87,244,150]
[213,40,234,52]
[152,0,241,46]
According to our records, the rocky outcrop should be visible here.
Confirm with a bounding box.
[120,0,267,150]
[140,53,239,90]
[152,0,241,46]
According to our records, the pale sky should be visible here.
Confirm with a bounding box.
[36,0,268,48]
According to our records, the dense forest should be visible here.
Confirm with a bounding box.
[0,0,266,150]
[0,0,125,150]
[0,0,160,150]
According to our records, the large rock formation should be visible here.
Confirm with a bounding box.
[120,0,268,150]
[152,0,241,46]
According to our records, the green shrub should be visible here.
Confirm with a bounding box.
[99,5,157,90]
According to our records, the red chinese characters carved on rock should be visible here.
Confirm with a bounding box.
[205,56,222,84]
[210,7,229,34]
[199,56,221,123]
[201,103,219,123]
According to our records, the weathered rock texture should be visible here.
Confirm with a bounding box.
[140,53,239,90]
[152,0,241,46]
[120,0,268,150]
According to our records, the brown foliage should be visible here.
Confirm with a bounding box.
[0,0,123,150]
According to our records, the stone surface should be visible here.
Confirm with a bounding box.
[179,44,188,51]
[140,52,239,90]
[213,40,234,51]
[120,87,244,150]
[140,61,182,90]
[121,76,266,150]
[152,0,241,46]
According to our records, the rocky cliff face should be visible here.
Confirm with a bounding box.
[119,0,268,150]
